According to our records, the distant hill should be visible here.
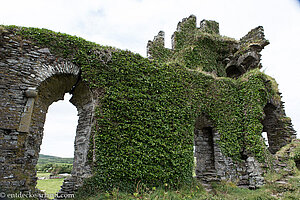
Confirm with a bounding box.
[38,154,73,165]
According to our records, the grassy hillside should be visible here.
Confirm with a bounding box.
[36,155,72,199]
[38,154,73,165]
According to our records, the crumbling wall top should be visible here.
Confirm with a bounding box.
[147,15,269,78]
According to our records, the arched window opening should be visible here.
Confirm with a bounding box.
[36,93,78,195]
[262,103,279,154]
[262,102,296,155]
[226,65,242,78]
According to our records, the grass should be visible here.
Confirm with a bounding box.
[36,172,64,199]
[35,144,300,200]
[81,181,210,200]
[36,172,51,178]
[36,179,64,199]
[34,154,72,199]
[33,172,299,199]
[75,174,300,200]
[211,182,276,200]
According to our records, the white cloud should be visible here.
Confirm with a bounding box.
[40,94,78,157]
[1,0,299,157]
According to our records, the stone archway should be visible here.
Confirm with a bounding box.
[0,45,96,196]
[261,103,278,153]
[261,103,296,154]
[0,27,98,195]
[29,74,95,195]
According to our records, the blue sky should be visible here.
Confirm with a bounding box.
[1,0,299,157]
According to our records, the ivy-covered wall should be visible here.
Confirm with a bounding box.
[0,15,296,194]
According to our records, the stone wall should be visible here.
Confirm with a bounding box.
[262,102,296,154]
[147,15,269,79]
[224,26,269,78]
[0,29,96,194]
[0,17,297,196]
[194,115,264,189]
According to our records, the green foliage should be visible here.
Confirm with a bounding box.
[77,179,210,200]
[36,154,73,174]
[51,164,73,175]
[36,163,72,174]
[149,27,237,76]
[36,163,53,173]
[1,25,281,193]
[37,154,73,165]
[200,20,220,35]
[290,140,300,161]
[211,181,277,200]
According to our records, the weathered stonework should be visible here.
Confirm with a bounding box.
[194,115,264,188]
[262,102,296,154]
[147,15,296,189]
[147,15,270,79]
[0,30,96,195]
[224,26,269,78]
[0,15,297,197]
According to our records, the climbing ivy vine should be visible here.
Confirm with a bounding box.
[2,25,280,193]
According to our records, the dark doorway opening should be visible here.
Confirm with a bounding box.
[262,103,279,154]
[194,116,217,183]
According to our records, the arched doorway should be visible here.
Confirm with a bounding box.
[40,93,78,158]
[194,115,217,183]
[36,93,78,195]
[26,74,94,196]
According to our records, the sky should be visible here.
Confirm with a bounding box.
[1,0,299,157]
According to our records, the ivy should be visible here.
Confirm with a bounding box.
[2,25,280,192]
